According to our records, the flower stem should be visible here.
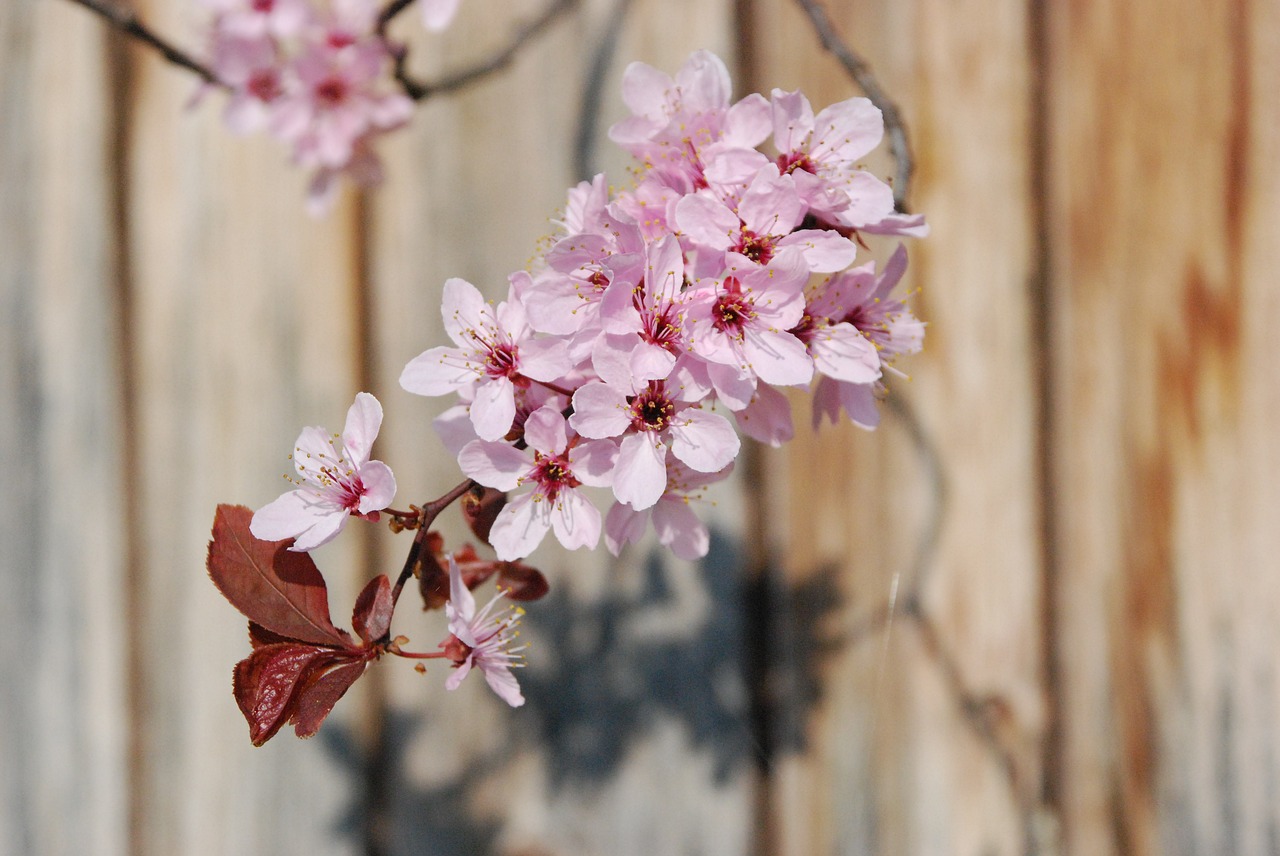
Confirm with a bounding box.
[387,478,477,614]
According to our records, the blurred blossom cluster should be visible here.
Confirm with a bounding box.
[197,0,462,213]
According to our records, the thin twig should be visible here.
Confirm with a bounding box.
[65,0,220,85]
[387,478,477,613]
[390,0,578,101]
[792,0,914,211]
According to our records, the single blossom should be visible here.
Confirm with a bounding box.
[458,406,617,560]
[252,392,397,551]
[440,556,526,707]
[604,460,734,561]
[400,278,573,441]
[570,379,739,511]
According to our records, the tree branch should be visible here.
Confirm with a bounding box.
[792,0,914,211]
[64,0,220,85]
[389,0,578,101]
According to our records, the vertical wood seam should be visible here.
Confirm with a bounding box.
[105,29,145,856]
[1027,0,1064,850]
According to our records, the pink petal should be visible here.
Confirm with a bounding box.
[399,345,474,396]
[613,433,668,511]
[653,499,710,561]
[724,92,772,148]
[441,278,488,346]
[550,489,601,551]
[777,229,858,273]
[604,502,650,556]
[736,384,794,447]
[290,507,350,552]
[457,440,528,491]
[571,440,619,488]
[355,460,397,514]
[489,493,550,560]
[811,97,883,163]
[250,490,315,543]
[469,377,516,441]
[517,337,573,382]
[770,88,815,154]
[446,557,477,639]
[670,408,739,473]
[620,61,673,120]
[342,392,383,462]
[674,194,737,251]
[743,329,814,386]
[570,382,630,439]
[523,406,567,455]
[444,657,473,691]
[811,322,882,383]
[481,663,525,707]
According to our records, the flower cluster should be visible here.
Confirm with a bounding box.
[397,50,926,563]
[241,48,928,717]
[199,0,463,213]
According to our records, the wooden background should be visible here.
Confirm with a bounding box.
[3,0,1277,853]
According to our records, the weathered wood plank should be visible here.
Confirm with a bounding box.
[0,2,129,854]
[368,1,754,852]
[747,1,1046,853]
[124,1,367,851]
[1047,0,1280,853]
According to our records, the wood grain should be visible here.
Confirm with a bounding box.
[0,1,128,853]
[1048,0,1280,853]
[746,0,1046,853]
[122,0,367,851]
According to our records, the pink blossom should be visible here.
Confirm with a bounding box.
[771,88,895,226]
[209,35,286,135]
[203,0,312,40]
[400,279,573,441]
[676,164,857,275]
[252,392,397,551]
[457,407,617,560]
[604,460,734,561]
[809,245,924,429]
[683,249,814,390]
[441,556,526,707]
[271,38,413,171]
[609,51,770,193]
[570,378,739,511]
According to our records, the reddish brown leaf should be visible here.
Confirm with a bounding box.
[352,575,393,644]
[498,562,550,602]
[248,621,293,649]
[292,660,367,739]
[207,505,349,647]
[418,550,450,611]
[461,487,506,545]
[232,643,335,746]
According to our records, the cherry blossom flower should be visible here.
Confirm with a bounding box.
[457,407,617,560]
[604,461,734,561]
[570,379,739,511]
[676,164,858,275]
[770,88,895,226]
[252,392,397,551]
[400,278,573,441]
[683,249,814,390]
[440,556,526,707]
[810,245,924,428]
[609,50,771,193]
